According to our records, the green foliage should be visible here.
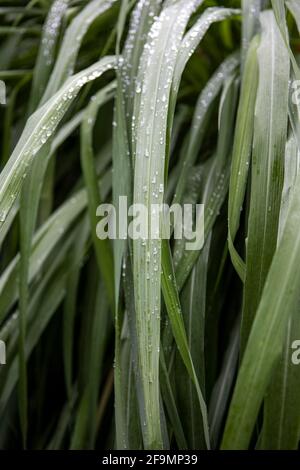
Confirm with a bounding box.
[0,0,299,450]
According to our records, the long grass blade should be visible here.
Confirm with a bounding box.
[132,0,204,448]
[228,36,259,282]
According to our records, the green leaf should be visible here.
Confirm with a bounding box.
[259,135,300,449]
[0,56,116,235]
[241,0,261,68]
[209,320,240,448]
[241,10,289,353]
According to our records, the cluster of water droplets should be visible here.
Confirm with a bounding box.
[134,2,193,213]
